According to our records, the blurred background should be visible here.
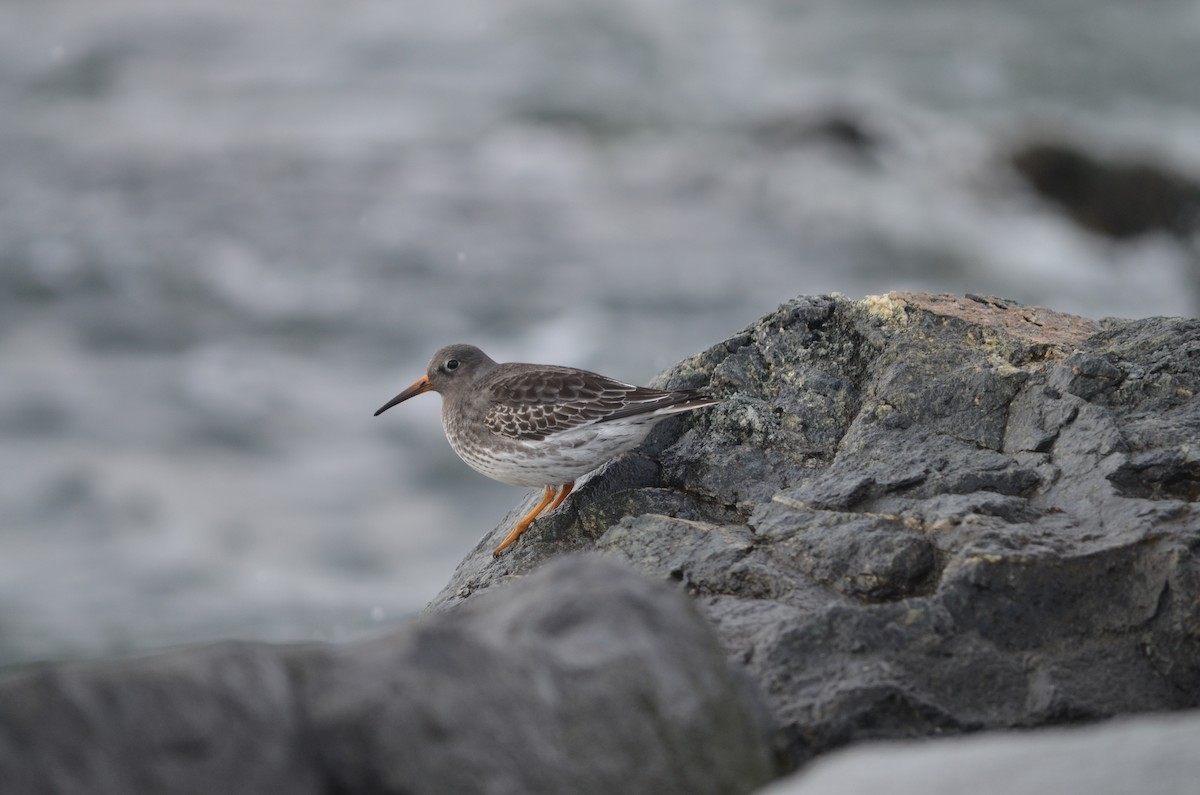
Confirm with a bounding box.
[2,0,1198,667]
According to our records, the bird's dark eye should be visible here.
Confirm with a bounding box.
[445,359,460,371]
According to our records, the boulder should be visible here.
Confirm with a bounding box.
[754,708,1200,795]
[0,557,777,795]
[433,292,1200,766]
[0,642,321,795]
[4,292,1197,791]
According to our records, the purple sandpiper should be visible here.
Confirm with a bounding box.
[374,344,720,558]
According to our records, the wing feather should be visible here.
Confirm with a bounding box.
[482,366,711,441]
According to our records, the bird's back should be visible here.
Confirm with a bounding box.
[441,361,718,487]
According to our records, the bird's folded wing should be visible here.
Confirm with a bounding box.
[483,368,690,441]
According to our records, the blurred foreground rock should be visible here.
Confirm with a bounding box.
[0,557,776,795]
[756,708,1200,795]
[435,292,1200,765]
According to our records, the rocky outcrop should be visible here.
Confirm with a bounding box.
[434,292,1200,766]
[4,292,1198,792]
[0,557,776,795]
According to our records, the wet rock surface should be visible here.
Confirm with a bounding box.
[434,292,1200,765]
[0,557,776,795]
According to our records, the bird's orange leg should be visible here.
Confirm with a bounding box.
[491,482,575,559]
[493,485,556,558]
[547,481,574,512]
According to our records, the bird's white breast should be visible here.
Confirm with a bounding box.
[444,413,664,487]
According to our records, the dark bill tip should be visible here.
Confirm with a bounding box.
[373,375,431,416]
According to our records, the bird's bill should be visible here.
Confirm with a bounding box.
[374,375,432,416]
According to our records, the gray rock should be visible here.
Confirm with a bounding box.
[753,708,1200,795]
[432,292,1200,766]
[1009,139,1200,241]
[0,643,322,795]
[308,555,777,795]
[0,557,777,795]
[6,292,1197,792]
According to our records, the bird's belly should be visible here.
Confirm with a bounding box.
[448,421,657,487]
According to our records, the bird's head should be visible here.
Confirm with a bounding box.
[374,344,496,416]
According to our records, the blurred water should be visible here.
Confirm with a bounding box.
[1,0,1198,666]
